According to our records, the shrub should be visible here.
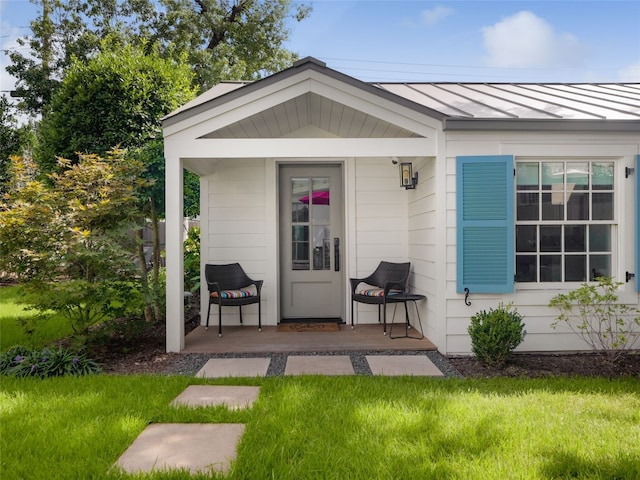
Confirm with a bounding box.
[0,346,101,377]
[468,303,526,366]
[183,226,200,293]
[549,277,640,362]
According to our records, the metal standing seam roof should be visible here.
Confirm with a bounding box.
[163,58,640,128]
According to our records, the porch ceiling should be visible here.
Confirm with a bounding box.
[199,92,422,139]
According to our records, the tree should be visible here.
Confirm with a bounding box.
[0,153,147,333]
[36,38,196,171]
[6,0,310,117]
[0,96,34,193]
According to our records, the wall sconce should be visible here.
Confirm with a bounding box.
[399,162,418,189]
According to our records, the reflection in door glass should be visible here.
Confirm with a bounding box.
[311,178,330,223]
[312,226,330,270]
[291,225,309,270]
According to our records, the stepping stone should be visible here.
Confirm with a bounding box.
[171,385,260,410]
[196,358,270,378]
[366,355,444,376]
[115,423,244,475]
[285,355,354,375]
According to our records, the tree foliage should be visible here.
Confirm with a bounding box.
[0,97,34,193]
[7,0,310,116]
[0,153,147,333]
[36,38,196,171]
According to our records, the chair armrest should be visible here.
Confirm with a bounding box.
[350,277,366,293]
[252,279,264,295]
[206,281,221,294]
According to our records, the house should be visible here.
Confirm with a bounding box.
[162,56,640,354]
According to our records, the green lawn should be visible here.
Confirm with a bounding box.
[0,286,74,350]
[1,375,639,479]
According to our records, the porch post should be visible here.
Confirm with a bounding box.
[164,146,184,352]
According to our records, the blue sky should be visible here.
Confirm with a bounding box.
[2,0,640,94]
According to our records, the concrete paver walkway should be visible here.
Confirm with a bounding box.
[196,357,271,378]
[285,355,355,375]
[171,385,261,409]
[366,355,444,376]
[115,423,245,475]
[116,353,447,476]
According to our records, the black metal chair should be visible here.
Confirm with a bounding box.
[205,263,263,337]
[350,261,410,335]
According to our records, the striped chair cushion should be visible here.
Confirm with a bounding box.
[211,289,254,299]
[357,288,403,297]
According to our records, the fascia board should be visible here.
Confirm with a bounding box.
[444,118,640,132]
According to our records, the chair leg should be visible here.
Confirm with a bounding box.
[218,304,222,337]
[206,301,212,330]
[258,300,262,332]
[239,305,243,325]
[351,300,354,329]
[383,300,387,335]
[377,305,381,323]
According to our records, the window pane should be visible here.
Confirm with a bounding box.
[592,162,614,190]
[542,193,564,220]
[590,255,611,280]
[567,192,589,220]
[564,225,585,252]
[516,225,537,252]
[540,225,561,252]
[567,163,589,191]
[291,226,309,270]
[589,225,610,252]
[312,226,330,270]
[517,163,539,190]
[542,163,564,190]
[516,255,537,282]
[292,178,310,222]
[592,193,613,220]
[517,193,539,220]
[565,255,586,281]
[311,177,330,223]
[540,255,561,282]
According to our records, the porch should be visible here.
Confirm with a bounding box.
[183,324,437,354]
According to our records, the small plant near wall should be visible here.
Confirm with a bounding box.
[549,277,640,362]
[468,303,526,367]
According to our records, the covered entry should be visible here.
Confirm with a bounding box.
[163,57,438,352]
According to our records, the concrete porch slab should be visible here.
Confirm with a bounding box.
[171,385,260,409]
[115,423,245,475]
[366,355,444,376]
[285,355,354,375]
[195,358,271,378]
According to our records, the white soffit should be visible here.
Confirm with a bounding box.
[200,92,421,139]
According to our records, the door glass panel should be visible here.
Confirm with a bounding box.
[292,178,310,222]
[291,225,309,270]
[311,178,330,223]
[312,226,330,270]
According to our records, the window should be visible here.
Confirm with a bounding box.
[515,161,614,283]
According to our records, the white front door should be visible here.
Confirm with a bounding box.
[279,164,344,321]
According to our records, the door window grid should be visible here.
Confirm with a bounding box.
[291,177,330,271]
[515,161,614,283]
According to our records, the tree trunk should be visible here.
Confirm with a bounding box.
[136,229,154,323]
[150,199,164,321]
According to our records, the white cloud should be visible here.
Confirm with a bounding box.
[482,11,589,68]
[0,22,20,93]
[421,5,454,27]
[618,62,640,82]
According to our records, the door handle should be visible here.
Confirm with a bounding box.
[334,237,340,272]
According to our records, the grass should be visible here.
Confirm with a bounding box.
[0,286,75,350]
[1,375,639,479]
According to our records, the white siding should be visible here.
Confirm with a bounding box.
[201,159,268,327]
[442,131,640,355]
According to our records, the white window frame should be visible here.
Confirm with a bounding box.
[514,156,629,290]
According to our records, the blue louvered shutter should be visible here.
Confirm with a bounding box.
[456,155,514,293]
[636,155,639,292]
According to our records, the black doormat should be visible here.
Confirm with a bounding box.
[276,323,340,332]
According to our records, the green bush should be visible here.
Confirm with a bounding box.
[183,226,200,292]
[549,277,640,362]
[0,346,101,377]
[468,303,526,366]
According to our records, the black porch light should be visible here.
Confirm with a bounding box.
[399,162,418,189]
